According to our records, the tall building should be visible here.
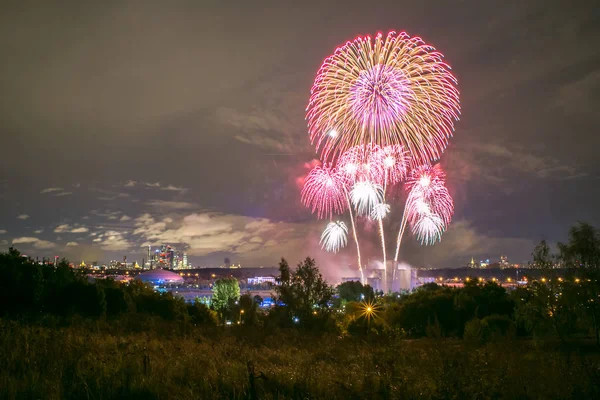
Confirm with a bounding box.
[146,245,152,269]
[183,252,188,269]
[146,244,182,269]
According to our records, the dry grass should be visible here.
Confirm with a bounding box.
[0,319,599,399]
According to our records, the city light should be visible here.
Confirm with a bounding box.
[359,300,380,323]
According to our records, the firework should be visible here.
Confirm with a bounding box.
[405,165,453,225]
[301,164,347,219]
[394,165,454,262]
[337,144,385,185]
[379,144,409,187]
[412,212,445,245]
[320,221,348,253]
[306,31,460,164]
[370,203,390,220]
[404,164,446,193]
[350,180,383,216]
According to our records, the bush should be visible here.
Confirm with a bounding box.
[464,315,515,344]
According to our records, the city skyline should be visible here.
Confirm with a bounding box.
[1,1,599,277]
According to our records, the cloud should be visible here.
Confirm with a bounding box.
[17,214,29,220]
[0,230,6,234]
[90,210,122,219]
[40,187,63,194]
[66,242,78,247]
[146,200,199,210]
[406,220,536,267]
[54,224,89,233]
[444,139,587,189]
[12,237,55,249]
[54,224,72,233]
[120,215,131,221]
[34,229,43,234]
[160,184,188,193]
[553,70,600,120]
[97,230,132,251]
[40,187,73,196]
[123,181,188,193]
[133,211,309,258]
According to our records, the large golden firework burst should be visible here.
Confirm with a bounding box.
[306,31,460,166]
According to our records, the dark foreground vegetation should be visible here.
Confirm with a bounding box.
[1,223,600,399]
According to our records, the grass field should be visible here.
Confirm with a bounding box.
[1,318,599,399]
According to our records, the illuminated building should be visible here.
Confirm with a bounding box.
[136,269,184,285]
[247,276,276,285]
[146,245,152,269]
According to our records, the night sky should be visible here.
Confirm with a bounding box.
[1,1,599,277]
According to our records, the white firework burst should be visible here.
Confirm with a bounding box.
[412,213,445,245]
[350,181,384,216]
[370,203,390,220]
[320,221,348,253]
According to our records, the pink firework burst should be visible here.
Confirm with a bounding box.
[405,164,454,228]
[337,144,386,186]
[404,164,446,193]
[301,164,348,219]
[374,144,409,186]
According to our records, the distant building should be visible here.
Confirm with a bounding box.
[136,269,185,285]
[247,276,276,285]
[393,267,416,291]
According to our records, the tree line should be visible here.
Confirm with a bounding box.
[1,222,599,345]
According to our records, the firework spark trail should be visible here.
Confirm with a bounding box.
[307,31,460,165]
[320,221,348,253]
[345,192,365,284]
[370,202,391,291]
[394,207,409,262]
[378,217,388,292]
[338,144,407,292]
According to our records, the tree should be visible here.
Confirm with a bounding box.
[532,240,554,269]
[211,277,240,314]
[187,301,218,326]
[239,293,260,325]
[558,222,600,269]
[558,223,600,345]
[274,257,334,321]
[337,281,374,303]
